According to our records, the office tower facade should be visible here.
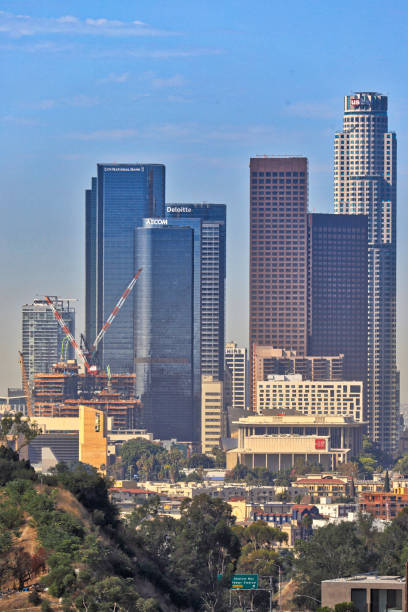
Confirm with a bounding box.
[201,375,225,455]
[134,223,195,441]
[249,157,308,354]
[22,298,75,381]
[307,213,368,391]
[85,163,165,374]
[225,342,247,411]
[166,204,226,382]
[251,345,344,411]
[334,92,397,452]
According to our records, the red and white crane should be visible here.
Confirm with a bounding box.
[45,268,142,375]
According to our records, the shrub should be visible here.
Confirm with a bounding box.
[28,590,41,605]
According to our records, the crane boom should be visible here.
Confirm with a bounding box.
[18,351,33,417]
[90,268,142,354]
[44,296,92,372]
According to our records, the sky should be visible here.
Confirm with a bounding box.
[1,0,408,401]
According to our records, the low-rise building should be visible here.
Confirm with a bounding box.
[321,575,405,612]
[359,491,408,519]
[226,411,364,471]
[295,477,348,498]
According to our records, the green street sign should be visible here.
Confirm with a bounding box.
[230,574,259,590]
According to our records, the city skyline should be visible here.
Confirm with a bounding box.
[1,1,408,405]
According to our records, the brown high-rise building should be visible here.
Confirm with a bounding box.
[249,157,308,403]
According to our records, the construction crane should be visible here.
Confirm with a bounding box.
[45,268,142,376]
[88,267,142,360]
[18,351,33,418]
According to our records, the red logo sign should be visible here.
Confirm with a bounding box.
[351,97,360,107]
[315,439,326,450]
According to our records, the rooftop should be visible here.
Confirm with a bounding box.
[322,575,404,584]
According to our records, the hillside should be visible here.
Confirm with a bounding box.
[0,447,191,611]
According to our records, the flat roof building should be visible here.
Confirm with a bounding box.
[85,163,165,374]
[251,345,344,411]
[201,375,225,455]
[322,575,405,612]
[257,375,363,422]
[225,342,247,411]
[134,224,196,441]
[226,410,365,472]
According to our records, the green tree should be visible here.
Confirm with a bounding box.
[211,446,226,468]
[52,463,117,527]
[188,454,215,469]
[334,603,358,612]
[0,443,36,486]
[384,470,390,492]
[0,412,41,449]
[376,507,408,574]
[237,521,287,552]
[395,455,408,476]
[294,522,375,609]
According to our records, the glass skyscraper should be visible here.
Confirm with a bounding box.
[334,92,397,453]
[134,222,195,441]
[85,163,165,374]
[165,203,227,382]
[22,298,75,381]
[307,213,368,401]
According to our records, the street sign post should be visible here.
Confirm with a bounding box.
[230,574,259,590]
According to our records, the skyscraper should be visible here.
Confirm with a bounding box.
[249,157,308,406]
[85,163,165,374]
[307,213,368,390]
[334,92,397,453]
[134,222,195,441]
[165,203,226,382]
[22,298,75,381]
[249,157,308,353]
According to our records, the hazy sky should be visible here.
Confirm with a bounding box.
[1,0,407,401]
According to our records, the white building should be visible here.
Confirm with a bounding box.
[257,374,363,422]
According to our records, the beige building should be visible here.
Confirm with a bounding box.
[322,575,405,612]
[201,375,225,455]
[251,345,344,410]
[226,410,364,471]
[78,405,107,472]
[257,374,363,421]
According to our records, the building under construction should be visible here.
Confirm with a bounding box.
[31,361,141,430]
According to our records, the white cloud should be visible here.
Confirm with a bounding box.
[2,114,40,126]
[284,101,337,119]
[92,48,223,59]
[66,122,279,144]
[68,129,138,141]
[37,99,56,110]
[65,95,99,107]
[151,74,184,88]
[0,11,174,38]
[99,72,130,84]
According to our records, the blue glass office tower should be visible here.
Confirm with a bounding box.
[165,204,226,383]
[134,222,195,441]
[85,163,165,373]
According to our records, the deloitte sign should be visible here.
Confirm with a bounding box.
[166,206,192,214]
